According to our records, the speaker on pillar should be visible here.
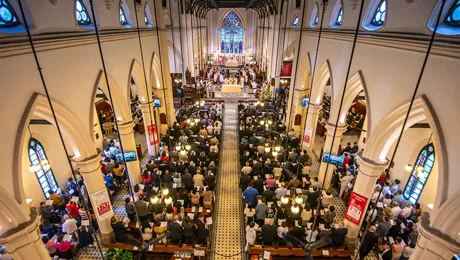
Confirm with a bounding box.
[271,78,275,85]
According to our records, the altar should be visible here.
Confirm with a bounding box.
[222,84,242,93]
[225,61,239,67]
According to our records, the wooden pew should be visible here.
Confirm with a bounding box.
[103,242,208,257]
[249,245,354,258]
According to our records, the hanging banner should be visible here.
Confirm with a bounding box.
[90,189,113,221]
[344,192,368,225]
[148,124,160,145]
[302,125,313,147]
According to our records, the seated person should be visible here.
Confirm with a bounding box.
[153,221,167,244]
[141,221,153,242]
[62,214,78,235]
[110,216,145,248]
[310,224,333,249]
[41,235,58,257]
[55,234,73,259]
[332,221,348,247]
[76,225,94,249]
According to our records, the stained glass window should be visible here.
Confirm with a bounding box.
[370,0,386,26]
[336,8,343,26]
[220,11,243,54]
[29,138,59,199]
[145,5,152,27]
[444,0,460,27]
[120,5,128,25]
[76,0,91,26]
[292,16,299,27]
[310,4,319,28]
[403,143,435,204]
[0,0,20,28]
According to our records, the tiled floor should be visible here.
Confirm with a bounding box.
[77,132,149,259]
[210,102,244,260]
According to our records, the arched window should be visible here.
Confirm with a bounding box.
[220,11,243,54]
[444,0,460,27]
[292,16,299,27]
[75,0,91,26]
[330,0,343,28]
[403,143,435,204]
[0,0,20,28]
[310,3,319,28]
[370,0,386,26]
[120,6,128,25]
[145,4,152,27]
[29,138,59,198]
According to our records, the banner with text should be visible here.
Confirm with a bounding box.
[148,124,159,145]
[344,192,368,225]
[302,125,313,147]
[90,189,113,221]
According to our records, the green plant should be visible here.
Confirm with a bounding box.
[105,248,133,260]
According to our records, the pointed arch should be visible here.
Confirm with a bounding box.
[218,9,246,29]
[282,41,297,61]
[149,52,163,90]
[363,96,448,208]
[127,59,150,104]
[294,53,311,90]
[310,60,333,105]
[328,71,371,132]
[13,93,96,204]
[310,2,319,27]
[89,70,132,142]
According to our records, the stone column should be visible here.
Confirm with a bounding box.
[0,218,50,260]
[154,0,175,127]
[74,153,114,244]
[140,102,159,157]
[301,103,322,154]
[117,121,142,186]
[410,214,460,260]
[344,157,386,247]
[318,123,348,188]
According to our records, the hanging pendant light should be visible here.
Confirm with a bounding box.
[281,196,289,205]
[29,164,38,173]
[295,196,303,205]
[162,188,169,196]
[151,196,159,204]
[291,205,300,214]
[164,196,173,205]
[176,145,182,151]
[404,164,414,172]
[272,151,278,157]
[185,144,191,151]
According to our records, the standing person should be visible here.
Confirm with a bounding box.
[67,177,80,197]
[243,183,259,206]
[41,236,58,257]
[134,196,148,222]
[339,172,352,198]
[125,198,136,222]
[380,241,393,260]
[196,213,209,245]
[359,226,379,259]
[245,222,257,251]
[55,234,73,259]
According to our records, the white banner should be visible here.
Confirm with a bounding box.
[302,125,313,147]
[90,188,113,221]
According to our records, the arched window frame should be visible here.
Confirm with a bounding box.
[144,3,153,28]
[220,10,244,54]
[0,0,34,33]
[362,0,386,31]
[28,138,59,199]
[428,0,460,35]
[403,143,435,204]
[330,0,343,28]
[310,3,319,28]
[75,0,100,30]
[119,0,132,28]
[292,15,299,27]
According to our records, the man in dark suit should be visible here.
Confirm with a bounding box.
[308,186,319,209]
[332,222,348,247]
[359,226,379,259]
[239,174,252,191]
[196,213,209,245]
[181,171,193,192]
[208,161,218,174]
[261,219,277,245]
[380,241,393,260]
[168,216,183,243]
[151,170,161,187]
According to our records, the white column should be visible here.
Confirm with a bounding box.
[302,103,322,154]
[318,123,348,188]
[140,102,159,157]
[344,157,386,240]
[410,218,460,260]
[0,219,50,260]
[75,153,114,244]
[117,122,142,187]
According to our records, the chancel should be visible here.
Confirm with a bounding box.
[0,0,459,260]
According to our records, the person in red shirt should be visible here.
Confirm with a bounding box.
[160,151,169,163]
[65,201,79,219]
[141,170,151,186]
[343,153,350,166]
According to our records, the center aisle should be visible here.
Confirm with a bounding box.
[211,102,244,260]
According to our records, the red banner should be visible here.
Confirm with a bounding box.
[148,124,159,145]
[345,192,368,225]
